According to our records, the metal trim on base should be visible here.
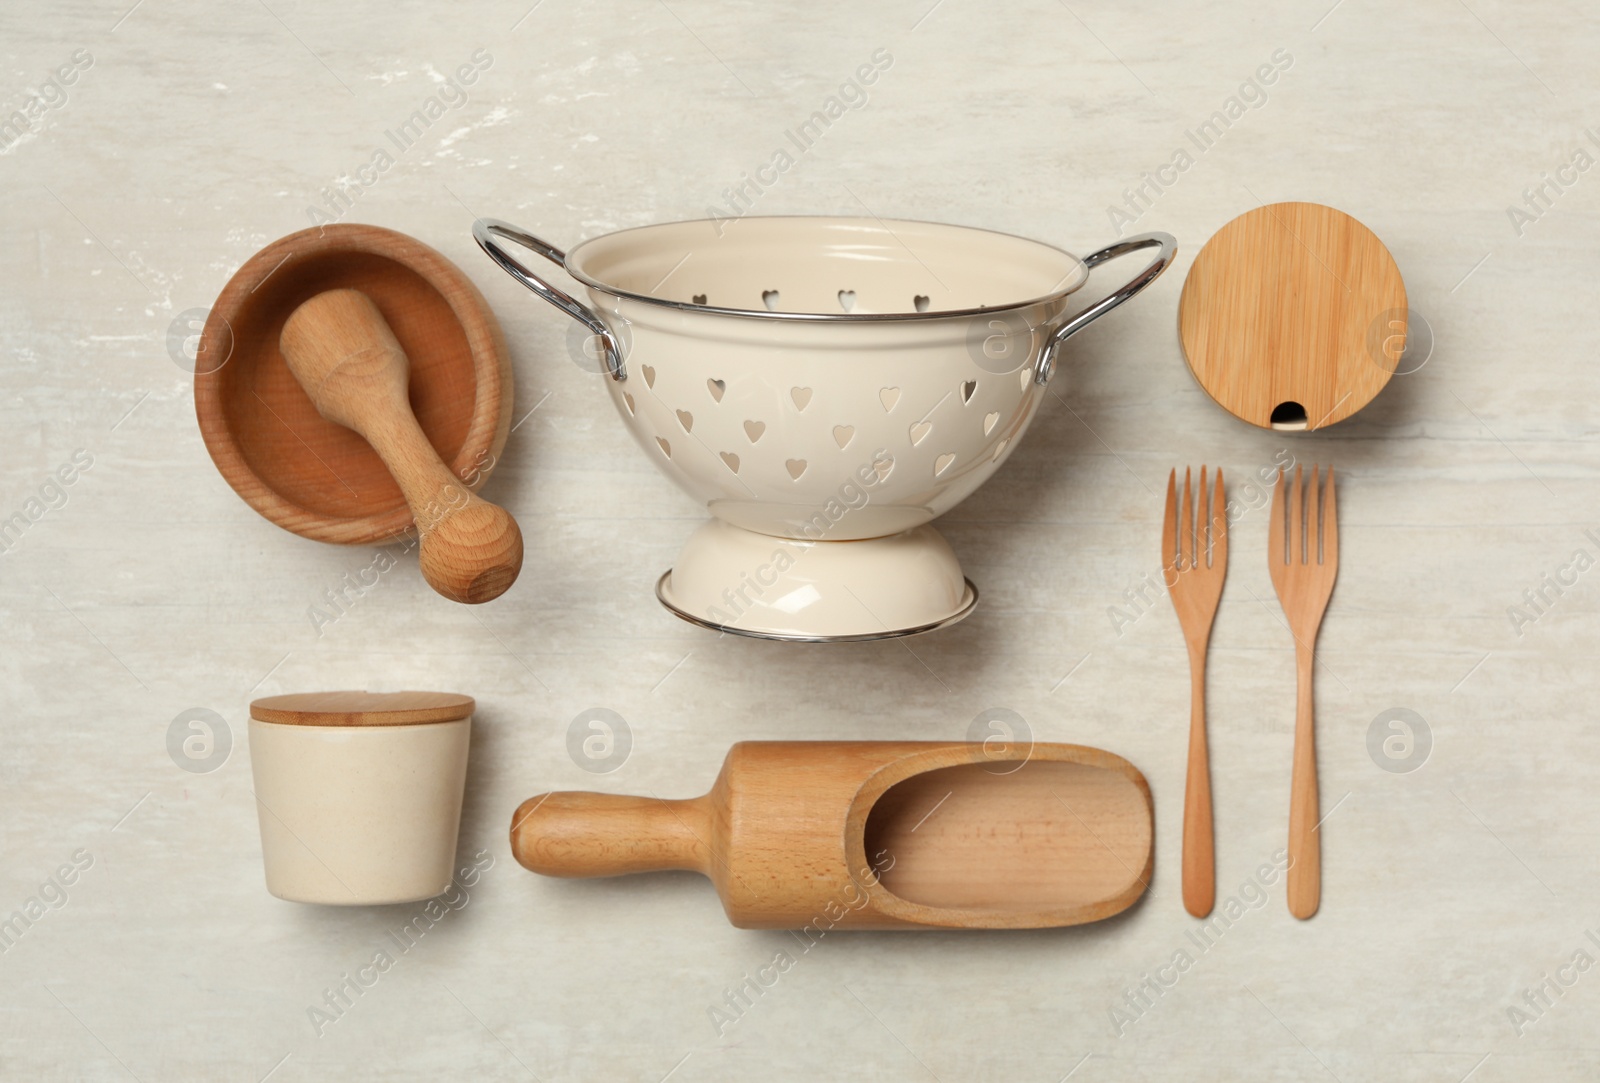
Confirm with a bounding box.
[655,572,979,643]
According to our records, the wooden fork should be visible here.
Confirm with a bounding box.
[1269,465,1338,920]
[1164,466,1226,918]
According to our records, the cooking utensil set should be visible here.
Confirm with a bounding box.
[1167,464,1339,920]
[198,199,1383,929]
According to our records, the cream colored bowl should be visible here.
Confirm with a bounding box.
[248,692,472,905]
[477,217,1174,640]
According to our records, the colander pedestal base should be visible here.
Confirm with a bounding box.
[655,519,977,643]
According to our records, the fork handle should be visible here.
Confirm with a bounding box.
[1182,646,1215,917]
[1287,646,1320,919]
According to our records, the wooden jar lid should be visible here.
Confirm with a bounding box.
[1178,202,1406,431]
[250,691,475,727]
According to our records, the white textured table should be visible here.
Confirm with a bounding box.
[3,1,1597,1079]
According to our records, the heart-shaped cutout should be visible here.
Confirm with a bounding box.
[743,419,765,443]
[934,452,956,476]
[720,451,740,473]
[983,410,999,435]
[874,457,895,482]
[1019,368,1031,392]
[790,387,812,411]
[676,409,694,432]
[991,437,1009,462]
[762,289,781,311]
[909,420,932,446]
[656,436,672,458]
[833,425,854,449]
[960,379,976,403]
[707,378,725,402]
[785,459,807,480]
[879,387,901,412]
[837,289,856,312]
[641,364,656,388]
[913,294,931,313]
[692,293,707,305]
[622,392,635,415]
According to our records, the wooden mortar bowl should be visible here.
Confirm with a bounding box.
[195,224,512,544]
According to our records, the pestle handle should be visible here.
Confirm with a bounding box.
[511,792,714,878]
[279,289,522,603]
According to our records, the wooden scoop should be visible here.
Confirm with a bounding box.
[512,741,1153,930]
[280,289,523,603]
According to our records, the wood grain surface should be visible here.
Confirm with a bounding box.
[511,741,1154,930]
[249,690,476,727]
[278,289,523,602]
[1179,202,1405,431]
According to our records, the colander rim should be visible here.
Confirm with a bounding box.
[560,214,1090,323]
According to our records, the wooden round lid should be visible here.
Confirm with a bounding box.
[1178,202,1405,431]
[250,691,475,727]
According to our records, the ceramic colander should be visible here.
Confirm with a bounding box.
[475,215,1175,641]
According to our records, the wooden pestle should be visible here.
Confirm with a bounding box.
[280,289,522,603]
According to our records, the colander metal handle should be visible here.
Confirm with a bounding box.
[473,219,627,381]
[1034,231,1177,385]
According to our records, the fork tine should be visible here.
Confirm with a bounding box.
[1181,466,1195,570]
[1163,468,1177,575]
[1308,464,1321,564]
[1323,467,1337,568]
[1269,467,1285,565]
[1289,464,1304,564]
[1198,465,1209,568]
[1211,467,1226,568]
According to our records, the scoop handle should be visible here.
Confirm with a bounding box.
[511,792,713,878]
[279,289,523,603]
